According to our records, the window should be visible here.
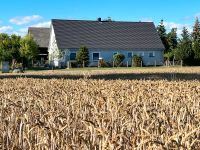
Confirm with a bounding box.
[70,53,76,60]
[138,52,144,57]
[93,52,100,61]
[149,52,155,57]
[127,52,132,58]
[113,52,118,56]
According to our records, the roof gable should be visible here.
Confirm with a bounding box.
[52,19,164,50]
[28,27,50,48]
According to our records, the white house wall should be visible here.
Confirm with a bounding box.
[48,25,60,67]
[64,48,164,66]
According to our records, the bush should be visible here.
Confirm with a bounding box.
[113,53,125,67]
[11,63,23,70]
[76,46,89,67]
[99,59,109,67]
[133,55,142,67]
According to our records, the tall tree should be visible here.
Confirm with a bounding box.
[157,19,169,53]
[192,17,200,41]
[76,46,89,67]
[167,28,178,50]
[175,27,193,64]
[19,34,38,66]
[192,17,200,62]
[10,34,21,62]
[0,33,12,62]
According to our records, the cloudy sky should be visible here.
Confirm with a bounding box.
[0,0,199,36]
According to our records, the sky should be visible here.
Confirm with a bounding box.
[0,0,200,36]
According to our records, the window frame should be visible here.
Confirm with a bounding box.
[138,52,144,57]
[148,51,155,57]
[92,52,100,61]
[127,52,133,58]
[69,52,77,60]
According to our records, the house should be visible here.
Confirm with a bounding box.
[28,27,50,65]
[48,19,165,67]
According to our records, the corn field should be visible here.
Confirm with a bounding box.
[0,67,200,149]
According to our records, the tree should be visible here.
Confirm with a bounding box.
[164,28,178,61]
[113,53,125,66]
[175,27,193,65]
[157,19,169,53]
[0,33,12,62]
[167,28,178,50]
[10,34,21,63]
[192,17,200,41]
[19,34,38,66]
[192,17,200,63]
[76,46,89,67]
[132,55,142,67]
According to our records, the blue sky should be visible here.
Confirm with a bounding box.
[0,0,200,36]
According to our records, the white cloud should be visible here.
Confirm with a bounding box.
[194,12,200,18]
[31,21,51,28]
[163,21,192,36]
[10,15,42,25]
[12,28,28,36]
[0,26,13,33]
[140,17,153,22]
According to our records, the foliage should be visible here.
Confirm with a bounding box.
[157,19,170,53]
[164,51,174,61]
[192,18,200,62]
[99,59,109,67]
[113,53,125,66]
[19,34,38,61]
[11,62,23,70]
[0,33,12,61]
[192,17,200,41]
[132,55,142,67]
[76,46,89,67]
[167,28,178,51]
[174,27,193,64]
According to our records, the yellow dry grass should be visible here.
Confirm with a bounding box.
[0,67,200,149]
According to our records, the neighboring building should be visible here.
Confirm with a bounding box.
[48,19,165,67]
[28,27,50,64]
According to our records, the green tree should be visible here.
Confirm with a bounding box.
[192,17,200,41]
[10,34,21,62]
[167,28,178,50]
[157,19,169,53]
[19,34,38,66]
[192,17,200,63]
[113,53,125,66]
[175,27,193,65]
[0,33,12,62]
[132,55,142,67]
[76,46,89,67]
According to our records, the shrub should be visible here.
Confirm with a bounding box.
[99,59,109,67]
[11,62,23,70]
[133,55,142,67]
[76,46,89,67]
[113,53,125,67]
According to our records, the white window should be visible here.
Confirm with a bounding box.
[138,52,144,57]
[70,53,76,60]
[113,52,118,56]
[127,52,132,58]
[149,52,155,57]
[93,52,100,61]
